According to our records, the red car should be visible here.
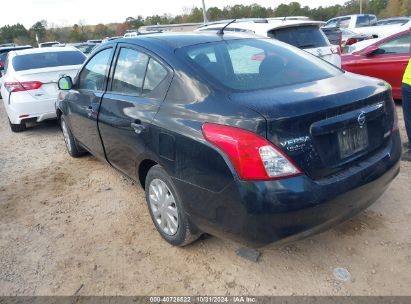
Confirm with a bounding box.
[342,29,410,100]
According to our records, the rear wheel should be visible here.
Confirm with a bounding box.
[60,117,84,158]
[145,165,200,246]
[9,120,26,132]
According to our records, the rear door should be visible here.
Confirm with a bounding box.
[98,44,172,179]
[65,46,115,160]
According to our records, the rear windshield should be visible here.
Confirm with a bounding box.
[178,39,341,91]
[0,53,7,61]
[268,25,329,49]
[12,51,86,71]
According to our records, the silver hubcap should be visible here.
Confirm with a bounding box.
[61,121,72,153]
[148,179,179,236]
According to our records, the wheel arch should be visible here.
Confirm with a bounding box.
[137,159,158,189]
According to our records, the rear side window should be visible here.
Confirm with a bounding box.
[111,48,148,95]
[268,26,329,49]
[78,48,112,91]
[143,58,168,95]
[179,39,341,91]
[12,51,86,72]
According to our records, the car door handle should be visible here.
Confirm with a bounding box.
[131,121,145,134]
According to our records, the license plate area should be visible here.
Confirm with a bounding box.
[338,125,368,159]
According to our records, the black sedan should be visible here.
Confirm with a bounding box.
[56,32,401,247]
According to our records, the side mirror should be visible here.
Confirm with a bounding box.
[363,45,380,57]
[58,75,73,90]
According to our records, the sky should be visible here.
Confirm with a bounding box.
[1,0,349,28]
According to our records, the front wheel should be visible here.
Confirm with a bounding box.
[60,117,85,158]
[145,165,201,246]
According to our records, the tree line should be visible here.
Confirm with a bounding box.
[1,0,409,46]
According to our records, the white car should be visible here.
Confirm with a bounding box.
[1,47,86,132]
[324,14,410,38]
[196,19,341,67]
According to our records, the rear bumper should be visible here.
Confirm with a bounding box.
[6,91,57,124]
[175,132,401,247]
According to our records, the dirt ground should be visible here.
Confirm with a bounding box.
[0,100,410,296]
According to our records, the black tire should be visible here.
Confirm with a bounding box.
[60,116,85,158]
[145,165,201,246]
[9,120,26,132]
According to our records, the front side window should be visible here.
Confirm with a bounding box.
[378,33,411,55]
[78,48,112,91]
[179,38,342,91]
[111,48,149,95]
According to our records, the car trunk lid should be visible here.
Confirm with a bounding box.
[14,65,80,100]
[228,73,396,180]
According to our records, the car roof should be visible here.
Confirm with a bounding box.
[110,31,260,50]
[198,19,323,32]
[13,46,80,55]
[0,45,33,53]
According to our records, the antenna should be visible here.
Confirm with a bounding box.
[217,19,237,35]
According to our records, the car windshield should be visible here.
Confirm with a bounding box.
[178,38,342,91]
[268,25,329,49]
[0,53,7,61]
[12,51,86,71]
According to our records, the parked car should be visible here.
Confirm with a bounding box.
[56,33,400,247]
[0,45,33,72]
[124,31,138,38]
[197,19,341,67]
[324,14,377,29]
[342,29,411,100]
[340,28,372,51]
[0,45,33,98]
[324,14,409,38]
[321,26,342,46]
[1,46,86,132]
[39,41,61,48]
[70,42,98,55]
[87,39,102,44]
[102,36,122,43]
[376,17,411,26]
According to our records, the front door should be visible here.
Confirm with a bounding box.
[65,47,115,160]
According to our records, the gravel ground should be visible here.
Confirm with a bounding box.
[0,100,410,296]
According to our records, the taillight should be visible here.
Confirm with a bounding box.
[202,123,302,180]
[4,81,42,93]
[331,45,341,55]
[346,38,358,46]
